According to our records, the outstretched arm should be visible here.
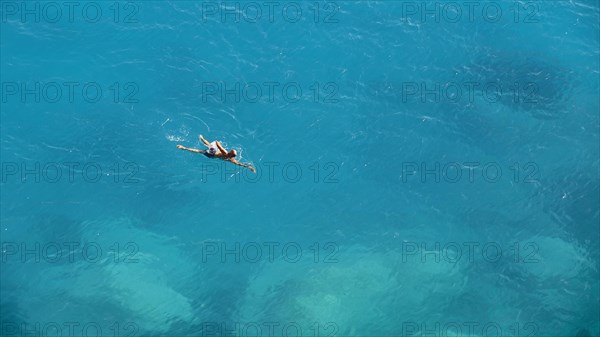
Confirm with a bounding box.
[229,159,256,173]
[177,144,206,154]
[198,135,211,146]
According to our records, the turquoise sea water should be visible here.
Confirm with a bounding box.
[1,1,599,336]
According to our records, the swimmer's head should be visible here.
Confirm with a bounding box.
[229,149,237,158]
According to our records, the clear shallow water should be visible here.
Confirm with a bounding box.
[1,1,599,337]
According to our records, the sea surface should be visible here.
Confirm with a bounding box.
[1,1,599,336]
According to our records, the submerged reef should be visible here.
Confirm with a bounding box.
[235,245,467,336]
[460,51,575,120]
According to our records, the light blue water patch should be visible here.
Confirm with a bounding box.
[1,1,599,337]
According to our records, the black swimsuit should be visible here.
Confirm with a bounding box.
[204,147,217,158]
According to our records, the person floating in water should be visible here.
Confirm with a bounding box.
[177,135,256,173]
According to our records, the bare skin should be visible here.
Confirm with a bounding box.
[177,135,256,173]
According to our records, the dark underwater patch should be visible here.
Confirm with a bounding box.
[466,51,575,120]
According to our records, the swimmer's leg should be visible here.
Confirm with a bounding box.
[177,145,206,154]
[199,135,211,146]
